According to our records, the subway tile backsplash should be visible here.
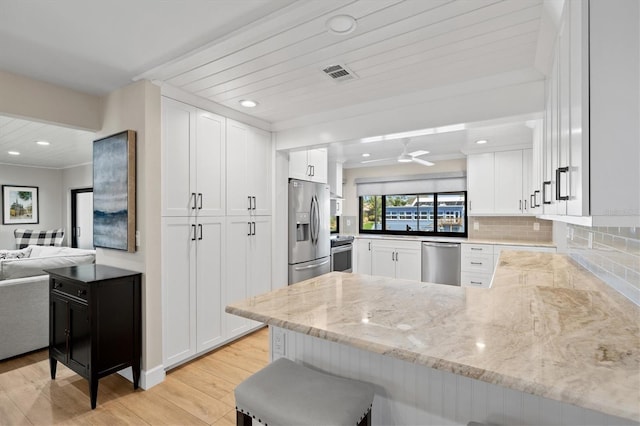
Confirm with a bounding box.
[567,225,640,305]
[468,216,553,242]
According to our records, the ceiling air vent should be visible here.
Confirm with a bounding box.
[322,64,357,83]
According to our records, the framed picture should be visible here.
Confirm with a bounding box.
[2,185,39,225]
[93,130,136,252]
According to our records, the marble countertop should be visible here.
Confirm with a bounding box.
[226,251,639,421]
[353,234,556,248]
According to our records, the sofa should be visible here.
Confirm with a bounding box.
[0,245,95,360]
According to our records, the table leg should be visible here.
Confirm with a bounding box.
[49,357,57,380]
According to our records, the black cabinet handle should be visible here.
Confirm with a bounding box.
[556,167,569,201]
[198,224,203,240]
[531,194,536,209]
[252,222,256,236]
[542,181,552,204]
[252,196,256,210]
[191,193,197,210]
[191,224,196,241]
[247,222,252,236]
[247,196,252,210]
[197,193,203,210]
[77,289,87,297]
[534,190,541,208]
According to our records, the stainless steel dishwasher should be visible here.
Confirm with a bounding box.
[421,242,461,286]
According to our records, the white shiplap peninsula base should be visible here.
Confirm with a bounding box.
[227,252,639,426]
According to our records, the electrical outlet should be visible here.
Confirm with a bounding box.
[135,230,141,247]
[473,221,479,231]
[273,328,286,358]
[346,219,351,226]
[533,222,540,231]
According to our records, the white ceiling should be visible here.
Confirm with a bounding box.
[0,0,557,168]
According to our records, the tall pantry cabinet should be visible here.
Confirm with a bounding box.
[161,97,272,369]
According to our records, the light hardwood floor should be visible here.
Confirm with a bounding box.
[0,327,269,425]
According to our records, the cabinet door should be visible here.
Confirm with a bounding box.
[289,150,310,180]
[50,293,69,362]
[307,148,328,183]
[196,111,226,216]
[162,217,196,367]
[494,150,523,215]
[557,17,571,215]
[162,97,195,217]
[226,120,250,216]
[371,244,396,278]
[249,127,272,216]
[195,217,225,352]
[394,245,421,281]
[467,153,495,214]
[356,239,372,274]
[248,216,272,297]
[67,299,90,375]
[224,217,251,338]
[522,149,533,213]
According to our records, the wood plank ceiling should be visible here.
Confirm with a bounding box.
[142,0,544,125]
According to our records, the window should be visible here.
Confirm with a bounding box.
[330,215,339,234]
[359,191,467,237]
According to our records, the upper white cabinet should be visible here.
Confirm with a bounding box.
[539,0,639,226]
[327,162,343,197]
[289,148,328,183]
[162,97,225,217]
[226,119,272,216]
[468,149,533,216]
[467,153,494,215]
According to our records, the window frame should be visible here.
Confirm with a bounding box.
[358,191,468,238]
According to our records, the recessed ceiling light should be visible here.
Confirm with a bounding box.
[326,14,357,35]
[8,151,20,155]
[475,139,488,144]
[239,99,258,108]
[362,153,370,157]
[36,140,50,146]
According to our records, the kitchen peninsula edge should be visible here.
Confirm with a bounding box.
[226,251,639,425]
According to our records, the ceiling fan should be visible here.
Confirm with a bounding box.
[362,138,434,166]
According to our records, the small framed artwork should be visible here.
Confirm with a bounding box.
[93,130,136,252]
[2,185,39,225]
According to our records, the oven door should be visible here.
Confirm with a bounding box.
[330,244,353,272]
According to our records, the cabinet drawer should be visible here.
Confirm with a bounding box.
[462,244,494,257]
[461,272,493,288]
[461,253,494,274]
[51,278,88,302]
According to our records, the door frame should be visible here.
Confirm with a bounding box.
[70,188,93,248]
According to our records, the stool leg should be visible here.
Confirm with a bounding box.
[357,409,371,426]
[236,410,252,426]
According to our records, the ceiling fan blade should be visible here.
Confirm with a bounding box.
[412,157,434,167]
[361,157,396,164]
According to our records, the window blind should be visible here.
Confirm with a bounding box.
[355,171,466,196]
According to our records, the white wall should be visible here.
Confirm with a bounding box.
[0,164,63,248]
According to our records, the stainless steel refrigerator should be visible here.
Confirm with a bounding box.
[288,179,330,284]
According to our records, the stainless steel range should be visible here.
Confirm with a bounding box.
[330,235,354,273]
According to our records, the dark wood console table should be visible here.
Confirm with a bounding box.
[46,264,141,409]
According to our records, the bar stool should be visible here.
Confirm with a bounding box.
[235,357,374,426]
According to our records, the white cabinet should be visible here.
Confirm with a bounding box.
[327,162,343,197]
[224,216,272,337]
[468,150,534,216]
[162,98,225,217]
[355,238,373,274]
[494,149,533,215]
[467,153,494,215]
[539,0,639,226]
[289,148,328,183]
[162,216,224,368]
[226,119,272,216]
[370,240,421,281]
[330,198,343,216]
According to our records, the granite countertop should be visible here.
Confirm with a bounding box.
[226,251,640,421]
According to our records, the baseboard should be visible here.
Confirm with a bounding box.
[117,364,166,390]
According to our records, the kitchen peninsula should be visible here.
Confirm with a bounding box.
[226,251,640,426]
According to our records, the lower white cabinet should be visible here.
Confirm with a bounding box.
[355,238,373,274]
[224,216,272,336]
[162,216,225,368]
[370,240,421,281]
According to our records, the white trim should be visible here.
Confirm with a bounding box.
[539,214,640,227]
[117,364,166,390]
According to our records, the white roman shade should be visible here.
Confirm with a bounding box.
[355,171,466,196]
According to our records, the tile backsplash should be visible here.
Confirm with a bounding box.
[566,225,640,305]
[468,216,553,242]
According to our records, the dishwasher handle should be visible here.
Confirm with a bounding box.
[422,242,460,248]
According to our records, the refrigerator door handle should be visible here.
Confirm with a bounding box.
[294,259,330,271]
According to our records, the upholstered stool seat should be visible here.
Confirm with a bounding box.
[235,357,374,426]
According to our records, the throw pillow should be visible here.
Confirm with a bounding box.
[14,229,65,249]
[0,246,33,259]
